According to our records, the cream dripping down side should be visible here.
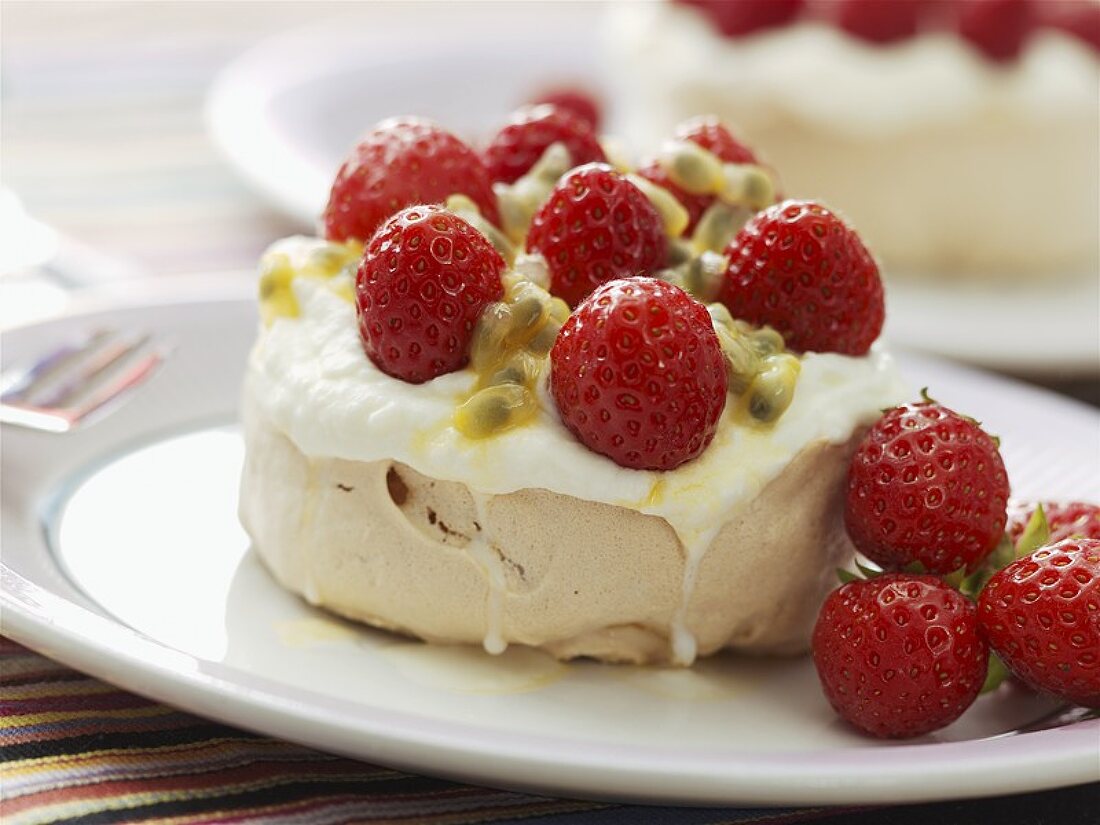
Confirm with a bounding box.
[246,252,909,662]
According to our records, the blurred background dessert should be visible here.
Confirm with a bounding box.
[605,0,1100,281]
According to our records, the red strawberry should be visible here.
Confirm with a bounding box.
[636,116,761,236]
[685,0,805,37]
[549,277,727,470]
[356,205,504,384]
[484,104,606,186]
[528,87,603,132]
[845,397,1011,575]
[978,538,1100,708]
[813,573,989,738]
[1042,2,1100,52]
[323,117,499,244]
[1008,502,1100,545]
[526,163,665,308]
[717,200,884,355]
[835,0,922,44]
[957,0,1035,62]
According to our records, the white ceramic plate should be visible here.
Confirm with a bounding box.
[206,15,1099,374]
[3,286,1099,806]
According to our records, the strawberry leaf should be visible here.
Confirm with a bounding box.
[1014,504,1050,559]
[980,652,1010,695]
[855,559,883,579]
[836,567,862,584]
[942,565,967,590]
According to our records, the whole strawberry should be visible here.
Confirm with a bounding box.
[717,200,884,355]
[324,117,499,244]
[834,0,921,44]
[813,573,989,738]
[686,0,805,37]
[526,163,665,308]
[1007,501,1100,545]
[357,205,504,383]
[528,87,603,132]
[549,277,727,470]
[978,538,1100,708]
[636,116,762,235]
[957,0,1035,62]
[484,104,606,185]
[845,397,1010,574]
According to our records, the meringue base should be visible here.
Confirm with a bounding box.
[239,397,857,665]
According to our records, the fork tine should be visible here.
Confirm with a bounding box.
[65,347,165,427]
[0,329,114,402]
[33,333,151,409]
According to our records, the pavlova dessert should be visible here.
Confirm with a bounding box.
[239,104,908,667]
[606,0,1100,278]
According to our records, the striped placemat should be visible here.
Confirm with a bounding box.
[1,638,843,825]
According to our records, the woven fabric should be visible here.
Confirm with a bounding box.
[1,638,839,825]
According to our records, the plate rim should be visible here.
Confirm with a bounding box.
[5,567,1100,807]
[2,293,1099,806]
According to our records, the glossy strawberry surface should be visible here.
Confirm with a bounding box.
[718,200,884,355]
[356,205,504,383]
[324,117,499,244]
[978,538,1100,708]
[484,104,606,185]
[636,116,761,236]
[813,573,989,738]
[845,399,1010,574]
[550,277,727,470]
[1007,501,1100,545]
[526,163,665,308]
[528,87,603,131]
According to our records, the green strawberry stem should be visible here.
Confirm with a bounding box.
[980,652,1010,695]
[1015,503,1051,558]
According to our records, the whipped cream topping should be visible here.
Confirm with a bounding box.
[608,3,1098,139]
[246,250,909,543]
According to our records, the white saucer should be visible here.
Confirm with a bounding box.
[3,286,1099,806]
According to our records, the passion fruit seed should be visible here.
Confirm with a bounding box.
[469,302,514,372]
[748,326,785,357]
[258,239,362,325]
[664,238,695,269]
[445,194,516,264]
[511,253,551,291]
[681,250,728,302]
[658,139,725,195]
[627,173,690,238]
[503,280,552,346]
[719,164,776,211]
[747,353,801,423]
[483,351,540,388]
[526,318,562,356]
[495,142,573,243]
[455,383,538,439]
[599,135,633,173]
[692,201,747,254]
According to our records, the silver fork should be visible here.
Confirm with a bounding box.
[0,330,168,433]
